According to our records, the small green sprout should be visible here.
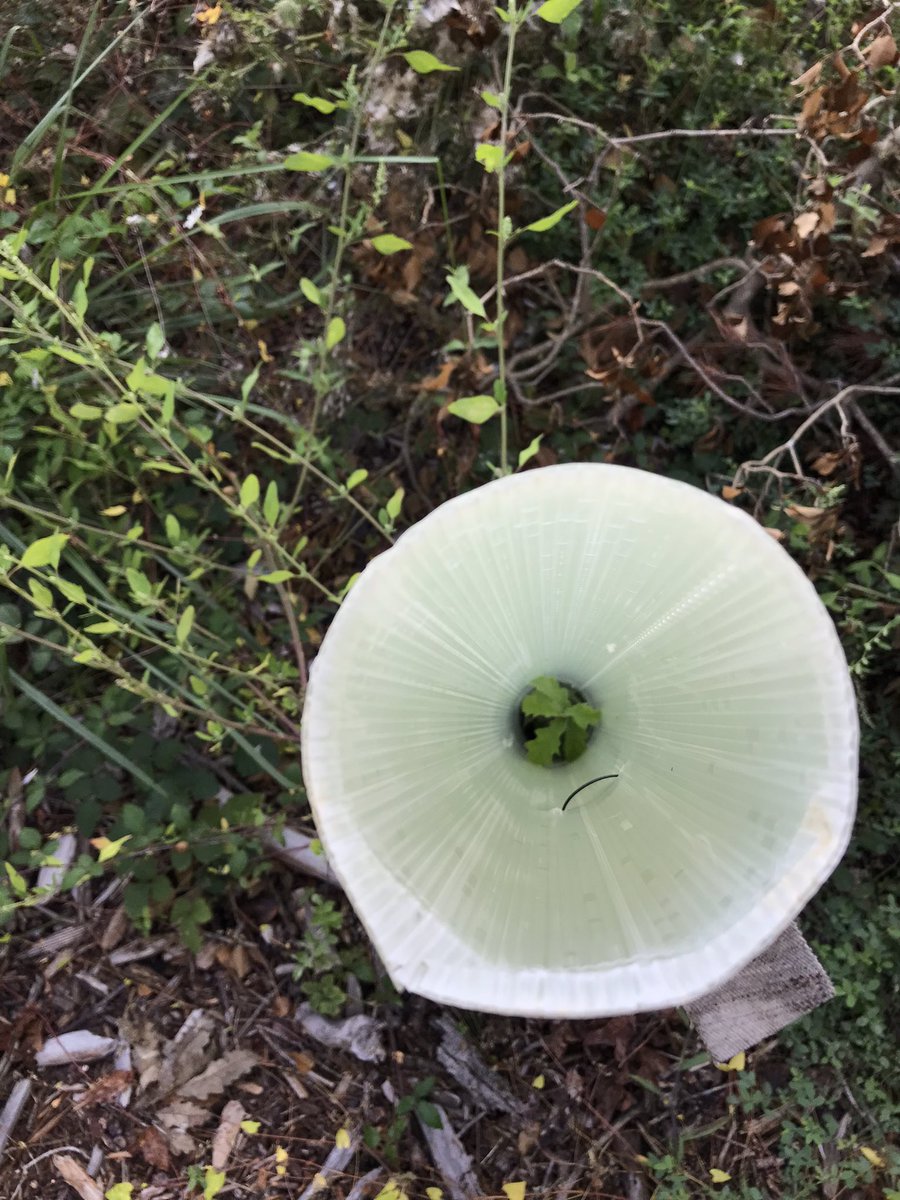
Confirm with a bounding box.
[518,676,601,767]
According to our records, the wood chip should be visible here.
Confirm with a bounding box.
[212,1099,246,1170]
[434,1015,522,1115]
[53,1154,104,1200]
[0,1079,31,1157]
[36,1031,119,1067]
[298,1006,385,1063]
[416,1104,479,1200]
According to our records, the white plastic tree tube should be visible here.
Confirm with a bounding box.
[301,464,858,1018]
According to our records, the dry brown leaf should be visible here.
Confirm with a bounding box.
[135,1126,172,1172]
[215,944,251,980]
[865,33,898,69]
[157,1010,216,1096]
[271,994,291,1018]
[119,1016,163,1092]
[791,60,823,91]
[721,485,743,501]
[212,1099,246,1170]
[293,1050,315,1074]
[862,235,888,258]
[53,1155,104,1200]
[177,1049,258,1100]
[419,359,459,392]
[764,528,786,541]
[812,451,842,476]
[794,211,820,238]
[74,1070,133,1109]
[156,1099,210,1157]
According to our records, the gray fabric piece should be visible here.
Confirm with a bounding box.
[685,923,834,1061]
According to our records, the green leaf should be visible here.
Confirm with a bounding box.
[445,267,487,318]
[525,720,565,766]
[126,358,174,399]
[95,834,131,863]
[28,579,54,610]
[480,90,503,109]
[240,1120,261,1134]
[325,316,346,349]
[53,577,87,605]
[84,620,123,634]
[517,434,542,468]
[300,277,323,307]
[386,487,404,521]
[416,1100,443,1129]
[21,532,68,570]
[370,234,413,254]
[69,402,104,420]
[48,344,89,365]
[145,321,165,359]
[240,474,260,507]
[283,151,336,172]
[567,702,601,729]
[562,722,589,762]
[522,199,578,233]
[536,0,583,22]
[259,570,294,584]
[105,402,142,424]
[126,567,152,599]
[292,92,340,114]
[72,280,88,321]
[520,690,566,719]
[263,481,279,526]
[176,605,195,646]
[448,395,500,424]
[346,468,368,491]
[475,143,506,174]
[4,862,27,897]
[403,50,459,74]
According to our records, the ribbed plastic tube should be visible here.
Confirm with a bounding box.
[300,464,858,1017]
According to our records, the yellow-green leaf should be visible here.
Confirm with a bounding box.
[346,468,368,491]
[403,50,459,74]
[300,277,323,307]
[105,402,142,424]
[101,504,127,517]
[292,92,340,114]
[106,1183,134,1200]
[21,532,69,570]
[203,1167,226,1200]
[480,90,502,109]
[860,1146,886,1169]
[386,487,404,521]
[283,152,336,172]
[69,402,104,420]
[28,579,54,610]
[426,1190,443,1200]
[325,316,346,350]
[54,578,87,605]
[531,1074,545,1089]
[518,434,542,468]
[240,1120,260,1134]
[259,570,294,584]
[370,234,413,255]
[475,143,506,174]
[445,268,487,318]
[502,1184,525,1200]
[448,394,500,424]
[536,0,583,22]
[522,199,578,233]
[84,620,122,634]
[709,1169,731,1184]
[4,862,27,897]
[240,474,260,507]
[91,835,132,863]
[335,1128,351,1149]
[715,1051,746,1072]
[263,481,279,526]
[176,605,195,646]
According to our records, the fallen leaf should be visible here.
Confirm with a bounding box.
[811,451,842,476]
[52,1155,104,1200]
[177,1050,258,1100]
[204,1167,226,1200]
[710,1168,732,1184]
[74,1070,133,1109]
[503,1184,526,1200]
[531,1074,545,1089]
[419,359,458,392]
[196,4,222,24]
[134,1126,171,1172]
[335,1128,351,1149]
[715,1051,746,1072]
[100,504,127,517]
[721,485,743,501]
[105,1183,133,1200]
[156,1009,216,1096]
[212,1099,246,1170]
[860,1146,886,1169]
